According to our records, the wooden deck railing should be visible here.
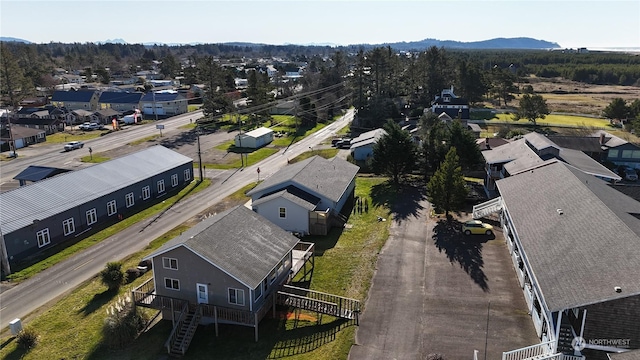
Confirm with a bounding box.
[199,303,255,325]
[278,284,360,322]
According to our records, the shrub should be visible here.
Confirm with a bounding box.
[16,327,38,350]
[100,262,125,291]
[103,302,148,349]
[125,268,140,283]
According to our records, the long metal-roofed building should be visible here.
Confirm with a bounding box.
[0,145,193,274]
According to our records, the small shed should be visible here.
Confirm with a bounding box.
[235,127,274,149]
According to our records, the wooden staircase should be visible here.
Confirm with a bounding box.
[277,285,360,322]
[165,304,202,357]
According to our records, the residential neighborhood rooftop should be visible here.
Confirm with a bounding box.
[146,206,300,289]
[0,145,192,234]
[496,161,640,312]
[248,156,359,204]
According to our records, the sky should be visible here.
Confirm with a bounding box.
[1,0,639,49]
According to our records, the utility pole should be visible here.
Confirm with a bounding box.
[237,113,244,168]
[153,91,158,121]
[197,127,203,182]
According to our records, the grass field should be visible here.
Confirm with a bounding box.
[490,113,610,128]
[204,147,279,169]
[0,176,392,360]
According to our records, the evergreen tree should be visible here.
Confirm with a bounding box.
[448,120,483,169]
[372,119,417,185]
[427,147,468,218]
[602,98,630,120]
[514,93,550,125]
[0,43,26,109]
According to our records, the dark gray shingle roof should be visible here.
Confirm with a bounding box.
[0,146,192,234]
[497,161,640,312]
[252,185,320,210]
[247,156,359,204]
[148,206,300,289]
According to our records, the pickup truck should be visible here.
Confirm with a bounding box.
[64,141,84,151]
[79,122,102,131]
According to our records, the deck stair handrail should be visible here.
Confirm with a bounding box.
[174,306,202,356]
[502,340,556,360]
[278,285,360,321]
[472,196,503,219]
[164,302,189,355]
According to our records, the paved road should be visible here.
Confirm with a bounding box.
[0,111,201,191]
[349,197,538,360]
[0,109,354,328]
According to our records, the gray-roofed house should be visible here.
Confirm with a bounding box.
[591,130,640,169]
[349,128,387,161]
[481,132,620,197]
[495,161,640,359]
[248,156,359,235]
[1,125,46,150]
[0,145,193,273]
[133,206,314,349]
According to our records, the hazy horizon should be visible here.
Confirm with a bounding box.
[1,1,639,49]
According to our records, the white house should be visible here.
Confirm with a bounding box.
[349,128,387,161]
[247,156,359,235]
[235,127,274,149]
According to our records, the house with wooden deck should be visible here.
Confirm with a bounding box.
[473,161,640,360]
[247,156,359,235]
[132,205,358,355]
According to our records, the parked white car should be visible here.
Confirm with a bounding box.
[621,166,638,181]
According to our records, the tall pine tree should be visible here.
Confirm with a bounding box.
[427,147,468,218]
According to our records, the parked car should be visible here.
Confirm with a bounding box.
[64,141,84,151]
[621,166,638,181]
[78,122,92,130]
[462,220,493,236]
[336,139,352,149]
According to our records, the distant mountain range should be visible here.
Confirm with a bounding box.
[1,36,560,50]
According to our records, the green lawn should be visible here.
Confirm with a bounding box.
[203,147,279,169]
[46,130,109,143]
[489,113,610,128]
[289,149,339,163]
[80,154,111,163]
[128,135,161,146]
[0,177,393,360]
[6,180,211,283]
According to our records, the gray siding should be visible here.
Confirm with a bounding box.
[3,163,193,266]
[254,197,310,234]
[153,246,251,311]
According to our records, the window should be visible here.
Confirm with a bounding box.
[184,169,191,182]
[254,284,262,301]
[36,228,50,248]
[622,150,633,158]
[86,208,97,225]
[125,192,135,208]
[157,180,165,194]
[107,200,117,216]
[279,207,286,219]
[269,269,277,284]
[164,278,180,291]
[608,149,619,158]
[171,174,178,187]
[228,288,245,306]
[142,186,150,200]
[62,218,75,236]
[633,150,640,159]
[162,257,178,270]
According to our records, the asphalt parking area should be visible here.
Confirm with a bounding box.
[350,201,539,360]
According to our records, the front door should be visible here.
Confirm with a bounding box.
[196,283,208,304]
